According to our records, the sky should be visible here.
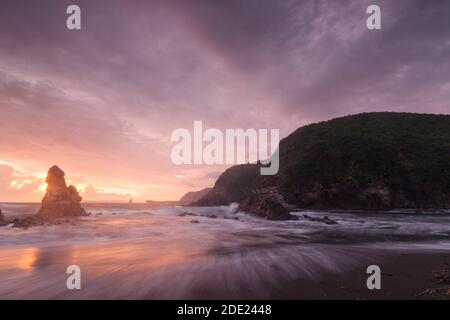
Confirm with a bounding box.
[0,0,449,202]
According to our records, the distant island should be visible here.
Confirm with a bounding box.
[194,112,450,219]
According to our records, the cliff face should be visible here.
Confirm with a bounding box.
[179,188,212,205]
[37,165,87,218]
[195,113,450,215]
[193,165,261,206]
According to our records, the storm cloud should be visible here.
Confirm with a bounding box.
[0,0,449,200]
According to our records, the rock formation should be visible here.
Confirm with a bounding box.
[239,188,296,220]
[0,209,9,226]
[192,164,261,206]
[37,165,87,218]
[179,187,212,205]
[302,214,338,225]
[195,113,450,215]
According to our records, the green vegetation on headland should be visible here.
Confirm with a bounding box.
[195,112,450,218]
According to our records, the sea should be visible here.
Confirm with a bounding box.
[0,202,449,299]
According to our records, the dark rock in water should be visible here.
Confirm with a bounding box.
[10,215,83,228]
[0,209,9,226]
[37,165,87,218]
[11,216,48,228]
[223,216,240,221]
[239,188,296,221]
[190,219,200,224]
[302,214,338,225]
[178,211,197,217]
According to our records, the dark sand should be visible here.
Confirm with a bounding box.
[270,252,450,300]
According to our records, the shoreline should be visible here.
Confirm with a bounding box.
[268,251,450,300]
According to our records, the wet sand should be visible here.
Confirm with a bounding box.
[271,252,450,300]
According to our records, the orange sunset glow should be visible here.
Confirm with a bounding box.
[0,159,227,202]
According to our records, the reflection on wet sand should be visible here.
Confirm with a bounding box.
[17,248,38,271]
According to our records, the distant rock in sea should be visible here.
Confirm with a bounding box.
[37,165,87,218]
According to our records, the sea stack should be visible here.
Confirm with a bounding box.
[37,165,87,218]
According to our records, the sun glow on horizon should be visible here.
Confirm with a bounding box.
[0,159,212,202]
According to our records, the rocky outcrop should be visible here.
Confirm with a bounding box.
[37,165,87,218]
[193,164,261,206]
[302,214,338,225]
[239,188,296,220]
[287,180,393,210]
[11,216,47,228]
[195,113,450,214]
[0,209,9,226]
[1,208,50,228]
[9,166,87,228]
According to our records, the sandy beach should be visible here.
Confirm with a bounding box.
[271,252,450,300]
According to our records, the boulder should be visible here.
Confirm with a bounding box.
[37,165,87,218]
[239,188,296,220]
[11,216,47,228]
